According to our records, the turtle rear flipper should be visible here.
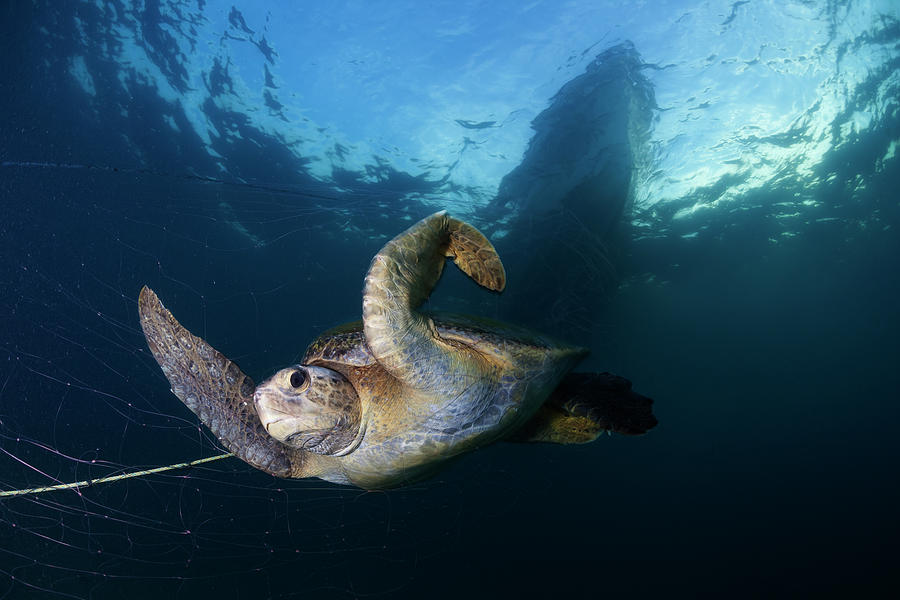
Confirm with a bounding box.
[510,372,657,443]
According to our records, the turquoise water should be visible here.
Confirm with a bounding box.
[1,1,898,598]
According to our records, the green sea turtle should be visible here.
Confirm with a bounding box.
[138,211,655,489]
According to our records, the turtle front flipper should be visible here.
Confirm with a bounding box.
[138,287,307,478]
[362,211,505,392]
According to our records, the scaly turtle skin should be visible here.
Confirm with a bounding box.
[138,211,655,489]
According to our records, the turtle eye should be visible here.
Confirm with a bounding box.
[289,369,307,389]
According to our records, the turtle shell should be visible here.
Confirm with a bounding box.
[302,311,587,377]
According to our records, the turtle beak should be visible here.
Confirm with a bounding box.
[253,379,327,442]
[253,386,298,440]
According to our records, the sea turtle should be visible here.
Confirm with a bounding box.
[138,211,656,489]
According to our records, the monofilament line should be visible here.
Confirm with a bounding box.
[0,453,234,498]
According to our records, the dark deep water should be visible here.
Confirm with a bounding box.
[2,2,899,599]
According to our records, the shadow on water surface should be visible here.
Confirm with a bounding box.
[2,1,899,598]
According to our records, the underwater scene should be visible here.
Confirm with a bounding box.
[1,1,898,598]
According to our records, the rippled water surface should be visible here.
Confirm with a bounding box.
[1,1,898,598]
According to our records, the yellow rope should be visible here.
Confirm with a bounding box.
[0,453,234,498]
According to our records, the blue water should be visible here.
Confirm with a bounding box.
[1,1,898,598]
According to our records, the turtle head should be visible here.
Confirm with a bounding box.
[253,365,362,456]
